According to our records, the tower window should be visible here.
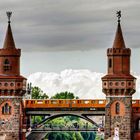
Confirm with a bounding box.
[115,102,120,114]
[2,103,11,115]
[3,59,12,71]
[4,59,10,65]
[109,58,112,68]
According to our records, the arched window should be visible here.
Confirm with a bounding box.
[136,119,140,130]
[109,58,112,68]
[4,59,10,65]
[2,103,11,115]
[3,59,11,71]
[115,102,120,114]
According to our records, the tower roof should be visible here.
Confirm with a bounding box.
[3,12,16,49]
[113,22,126,48]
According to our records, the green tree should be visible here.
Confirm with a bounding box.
[31,86,49,99]
[51,91,75,99]
[81,132,90,140]
[75,132,84,140]
[31,86,49,124]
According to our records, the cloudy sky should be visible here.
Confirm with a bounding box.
[0,0,140,98]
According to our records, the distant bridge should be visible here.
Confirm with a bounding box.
[23,99,140,140]
[23,99,140,130]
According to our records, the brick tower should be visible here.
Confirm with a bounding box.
[0,12,26,140]
[102,11,136,140]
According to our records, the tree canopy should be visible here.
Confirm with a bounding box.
[31,86,49,99]
[51,91,77,99]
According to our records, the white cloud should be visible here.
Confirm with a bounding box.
[28,69,140,99]
[27,69,140,99]
[28,69,105,99]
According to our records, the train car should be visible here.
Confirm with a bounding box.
[24,99,106,109]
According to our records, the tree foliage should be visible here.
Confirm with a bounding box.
[51,91,75,99]
[31,86,49,99]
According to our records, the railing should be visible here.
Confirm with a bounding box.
[31,127,98,132]
[23,99,140,109]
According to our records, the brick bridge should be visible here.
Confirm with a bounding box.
[0,11,140,140]
[22,99,140,140]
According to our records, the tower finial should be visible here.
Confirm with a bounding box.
[116,10,121,23]
[6,11,12,23]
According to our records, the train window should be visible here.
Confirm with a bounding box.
[72,101,76,104]
[59,100,63,104]
[91,100,96,104]
[77,100,81,104]
[37,101,43,104]
[51,100,57,104]
[66,100,69,104]
[45,101,49,104]
[84,101,90,104]
[99,100,104,104]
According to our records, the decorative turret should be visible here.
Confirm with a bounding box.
[3,12,16,49]
[102,11,136,140]
[102,11,136,96]
[0,12,27,140]
[113,18,125,49]
[0,12,21,76]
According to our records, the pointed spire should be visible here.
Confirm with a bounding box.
[3,11,16,49]
[113,11,126,48]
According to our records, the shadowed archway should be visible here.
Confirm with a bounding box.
[26,114,102,140]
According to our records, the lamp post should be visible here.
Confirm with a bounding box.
[25,83,32,99]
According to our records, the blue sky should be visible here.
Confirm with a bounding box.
[0,0,140,76]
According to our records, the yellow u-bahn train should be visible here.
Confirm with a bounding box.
[23,99,140,110]
[24,99,106,109]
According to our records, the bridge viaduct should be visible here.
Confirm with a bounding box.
[0,11,140,140]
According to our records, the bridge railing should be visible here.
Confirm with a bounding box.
[23,99,106,109]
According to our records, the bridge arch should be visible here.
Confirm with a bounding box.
[33,113,100,129]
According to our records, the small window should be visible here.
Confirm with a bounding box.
[115,102,120,114]
[3,59,11,71]
[109,58,112,68]
[2,103,12,115]
[4,59,10,65]
[4,83,8,87]
[10,83,14,87]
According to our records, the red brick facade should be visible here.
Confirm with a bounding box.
[102,21,136,139]
[0,14,26,140]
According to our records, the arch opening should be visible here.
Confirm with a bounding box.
[31,114,100,129]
